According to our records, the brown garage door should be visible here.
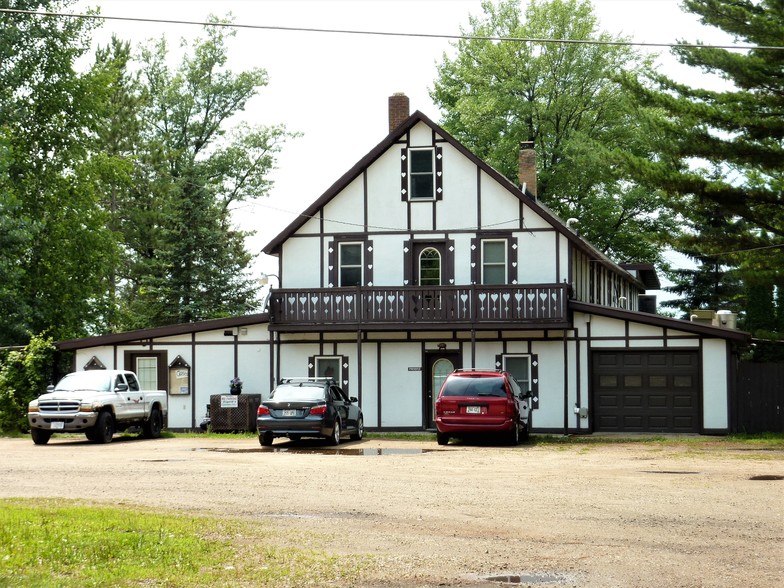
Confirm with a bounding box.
[592,350,700,433]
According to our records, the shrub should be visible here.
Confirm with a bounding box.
[0,335,56,433]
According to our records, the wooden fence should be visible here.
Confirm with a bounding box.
[735,362,784,433]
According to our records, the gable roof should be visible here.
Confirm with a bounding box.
[261,110,647,289]
[57,313,269,351]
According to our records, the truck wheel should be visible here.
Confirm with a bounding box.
[142,407,163,439]
[92,411,115,444]
[31,428,51,445]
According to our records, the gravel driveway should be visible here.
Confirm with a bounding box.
[2,435,782,587]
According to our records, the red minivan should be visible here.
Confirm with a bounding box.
[434,369,531,445]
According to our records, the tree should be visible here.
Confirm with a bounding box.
[104,22,293,328]
[431,0,678,263]
[618,0,784,333]
[0,0,120,344]
[0,334,57,433]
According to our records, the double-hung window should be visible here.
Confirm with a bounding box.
[339,242,363,287]
[409,148,435,200]
[503,355,531,396]
[481,239,507,285]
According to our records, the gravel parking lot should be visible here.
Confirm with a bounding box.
[2,435,782,587]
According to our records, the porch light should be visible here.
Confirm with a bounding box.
[259,273,279,287]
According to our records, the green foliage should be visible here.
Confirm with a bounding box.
[618,0,784,326]
[0,335,56,433]
[431,0,677,263]
[0,498,368,587]
[109,21,294,328]
[0,1,120,343]
[1,8,292,339]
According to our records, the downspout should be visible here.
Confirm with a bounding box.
[563,329,569,435]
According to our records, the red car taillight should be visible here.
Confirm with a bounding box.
[309,404,327,416]
[257,405,270,416]
[435,398,442,416]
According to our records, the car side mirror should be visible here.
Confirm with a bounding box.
[115,383,129,393]
[350,396,358,403]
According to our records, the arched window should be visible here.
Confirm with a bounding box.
[419,247,441,286]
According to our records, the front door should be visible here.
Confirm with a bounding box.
[425,351,461,429]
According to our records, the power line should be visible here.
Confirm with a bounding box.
[2,7,782,52]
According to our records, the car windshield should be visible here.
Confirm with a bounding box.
[55,372,113,392]
[442,376,507,397]
[270,385,326,402]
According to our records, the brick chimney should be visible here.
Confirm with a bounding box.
[389,93,410,132]
[518,141,537,197]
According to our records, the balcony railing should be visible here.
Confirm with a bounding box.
[268,284,570,330]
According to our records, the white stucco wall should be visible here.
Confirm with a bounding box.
[379,343,423,427]
[702,339,729,430]
[282,236,320,288]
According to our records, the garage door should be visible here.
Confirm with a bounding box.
[591,350,700,433]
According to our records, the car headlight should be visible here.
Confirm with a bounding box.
[28,401,39,413]
[80,402,99,412]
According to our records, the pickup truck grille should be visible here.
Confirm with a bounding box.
[39,400,80,413]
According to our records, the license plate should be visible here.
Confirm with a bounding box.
[50,421,64,430]
[466,406,481,414]
[281,409,297,417]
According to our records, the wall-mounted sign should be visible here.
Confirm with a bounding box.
[220,395,239,408]
[408,367,422,371]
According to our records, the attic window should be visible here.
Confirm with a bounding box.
[410,149,434,199]
[401,147,443,201]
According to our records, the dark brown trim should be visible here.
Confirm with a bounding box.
[261,111,644,293]
[571,301,749,342]
[57,313,270,351]
[123,350,168,393]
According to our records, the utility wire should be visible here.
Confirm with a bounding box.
[2,8,783,52]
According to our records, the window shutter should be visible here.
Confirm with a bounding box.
[403,239,413,286]
[365,239,374,286]
[531,354,539,409]
[435,146,443,200]
[445,239,455,285]
[470,237,479,284]
[400,149,408,201]
[509,236,518,284]
[327,239,336,287]
[341,356,350,393]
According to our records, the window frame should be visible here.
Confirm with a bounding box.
[418,247,442,286]
[503,355,532,396]
[408,147,435,200]
[481,239,508,285]
[338,242,363,287]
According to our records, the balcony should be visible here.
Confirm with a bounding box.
[267,284,571,331]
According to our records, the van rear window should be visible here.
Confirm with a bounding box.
[441,377,507,397]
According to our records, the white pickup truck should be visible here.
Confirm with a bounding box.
[28,370,167,445]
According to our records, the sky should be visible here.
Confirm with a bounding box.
[72,0,735,297]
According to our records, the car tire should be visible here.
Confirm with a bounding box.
[350,416,364,441]
[436,432,449,446]
[259,432,273,446]
[141,407,163,439]
[288,434,302,442]
[508,423,520,446]
[31,428,51,445]
[329,420,341,446]
[92,411,115,444]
